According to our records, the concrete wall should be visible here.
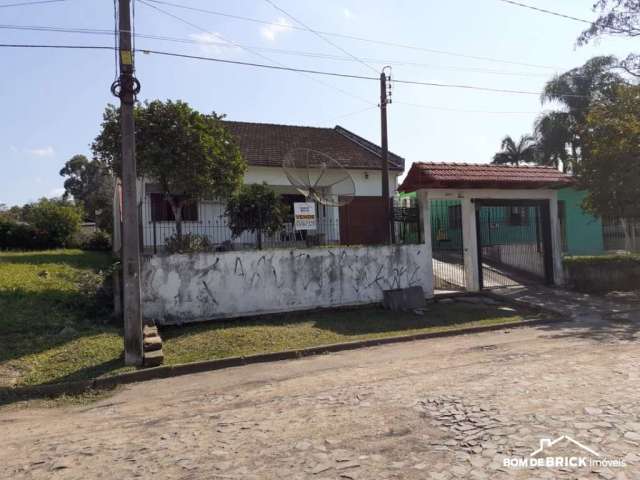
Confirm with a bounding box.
[564,257,640,292]
[141,244,433,324]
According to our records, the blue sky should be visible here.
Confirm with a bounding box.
[0,0,635,206]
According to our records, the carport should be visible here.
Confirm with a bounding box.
[400,163,574,291]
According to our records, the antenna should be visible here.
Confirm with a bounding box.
[282,148,356,207]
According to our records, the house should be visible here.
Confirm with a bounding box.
[135,121,404,251]
[399,162,573,290]
[399,180,606,258]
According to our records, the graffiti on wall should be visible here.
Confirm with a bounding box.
[142,244,431,324]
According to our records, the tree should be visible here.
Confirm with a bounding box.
[578,1,640,77]
[225,184,287,250]
[23,198,83,247]
[537,56,625,170]
[533,111,572,171]
[60,154,114,232]
[492,135,536,166]
[92,100,246,238]
[579,83,640,250]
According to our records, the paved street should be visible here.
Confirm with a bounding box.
[2,292,640,479]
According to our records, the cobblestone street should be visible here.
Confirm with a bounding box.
[2,291,640,479]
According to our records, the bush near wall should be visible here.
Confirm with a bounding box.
[563,254,640,292]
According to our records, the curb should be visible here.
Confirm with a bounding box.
[0,316,560,403]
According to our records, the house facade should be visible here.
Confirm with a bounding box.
[134,121,404,251]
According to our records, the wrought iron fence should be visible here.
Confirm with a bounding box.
[602,217,640,252]
[138,196,424,254]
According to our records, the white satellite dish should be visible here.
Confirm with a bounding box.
[282,148,356,207]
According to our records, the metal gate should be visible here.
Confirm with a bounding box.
[475,200,553,289]
[431,200,466,290]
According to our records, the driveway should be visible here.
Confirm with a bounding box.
[2,294,640,479]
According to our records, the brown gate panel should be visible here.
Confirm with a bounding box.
[339,197,387,245]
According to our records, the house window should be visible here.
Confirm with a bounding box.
[448,205,462,228]
[149,193,198,222]
[508,206,529,226]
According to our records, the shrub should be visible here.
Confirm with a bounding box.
[81,231,112,251]
[23,199,83,247]
[0,218,50,250]
[164,233,211,254]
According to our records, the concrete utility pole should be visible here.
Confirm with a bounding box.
[379,67,394,244]
[116,0,143,366]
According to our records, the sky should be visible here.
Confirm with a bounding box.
[0,0,636,206]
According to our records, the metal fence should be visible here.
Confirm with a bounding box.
[602,217,640,252]
[139,198,422,253]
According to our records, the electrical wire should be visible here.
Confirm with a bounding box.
[497,0,591,24]
[394,101,539,115]
[137,0,375,105]
[0,23,553,78]
[0,0,63,7]
[0,43,590,99]
[143,0,558,70]
[263,0,378,74]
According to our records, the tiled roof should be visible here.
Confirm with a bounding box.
[399,162,574,191]
[223,121,404,171]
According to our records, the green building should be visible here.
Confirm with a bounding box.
[397,187,605,256]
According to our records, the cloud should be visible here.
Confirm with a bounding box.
[343,8,352,19]
[189,32,240,56]
[27,146,55,157]
[260,17,293,41]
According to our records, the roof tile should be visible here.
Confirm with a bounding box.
[399,162,574,191]
[223,121,404,171]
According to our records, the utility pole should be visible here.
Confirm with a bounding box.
[114,0,143,366]
[380,66,394,244]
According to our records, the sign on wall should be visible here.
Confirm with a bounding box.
[294,202,317,230]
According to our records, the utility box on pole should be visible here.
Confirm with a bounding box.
[115,0,143,366]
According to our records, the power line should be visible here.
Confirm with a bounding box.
[0,0,63,7]
[0,23,553,78]
[137,0,374,106]
[394,101,539,115]
[497,0,591,24]
[143,0,558,70]
[0,43,590,99]
[263,0,378,74]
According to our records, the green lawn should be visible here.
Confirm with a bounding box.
[0,250,126,387]
[0,249,546,390]
[160,303,539,365]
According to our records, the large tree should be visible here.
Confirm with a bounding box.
[492,135,536,166]
[578,1,640,77]
[92,100,246,238]
[60,154,114,232]
[579,83,640,249]
[533,111,572,171]
[536,56,625,170]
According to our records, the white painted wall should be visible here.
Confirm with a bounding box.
[140,166,400,248]
[141,244,433,324]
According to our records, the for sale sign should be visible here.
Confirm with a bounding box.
[294,202,317,230]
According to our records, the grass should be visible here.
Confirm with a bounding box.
[0,249,546,391]
[564,253,640,266]
[160,302,541,365]
[0,250,127,387]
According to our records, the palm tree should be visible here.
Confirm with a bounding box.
[534,111,573,172]
[492,135,536,166]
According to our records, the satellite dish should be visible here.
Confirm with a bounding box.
[282,148,356,207]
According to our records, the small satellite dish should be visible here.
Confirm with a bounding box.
[282,148,356,207]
